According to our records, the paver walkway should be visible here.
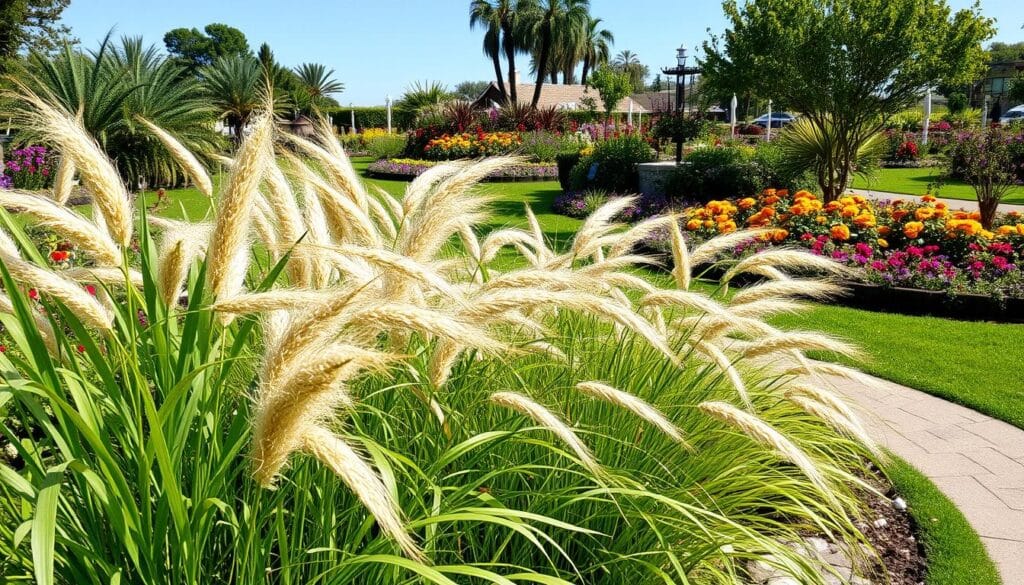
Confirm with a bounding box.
[847,187,1024,214]
[818,371,1024,584]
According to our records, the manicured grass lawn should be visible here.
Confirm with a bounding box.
[771,304,1024,428]
[851,167,1024,205]
[885,458,1001,585]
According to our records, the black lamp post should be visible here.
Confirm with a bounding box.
[662,44,700,163]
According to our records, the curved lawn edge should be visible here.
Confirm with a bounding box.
[366,158,558,182]
[885,457,1001,585]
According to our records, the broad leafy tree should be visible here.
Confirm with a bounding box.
[0,0,73,74]
[453,80,491,101]
[164,23,250,71]
[702,0,994,201]
[587,64,631,127]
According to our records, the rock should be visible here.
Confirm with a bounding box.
[766,578,800,585]
[804,537,830,554]
[747,559,781,583]
[871,518,888,529]
[892,496,907,511]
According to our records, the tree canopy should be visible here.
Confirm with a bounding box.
[163,23,250,71]
[587,64,631,125]
[702,0,995,200]
[0,0,73,73]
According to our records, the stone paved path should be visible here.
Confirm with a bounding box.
[847,187,1024,214]
[818,371,1024,584]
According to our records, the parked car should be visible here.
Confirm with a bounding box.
[752,112,797,128]
[999,105,1024,126]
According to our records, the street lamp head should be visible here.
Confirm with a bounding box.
[677,45,688,67]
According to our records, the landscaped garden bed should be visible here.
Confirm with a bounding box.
[366,157,557,181]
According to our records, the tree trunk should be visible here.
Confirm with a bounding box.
[979,194,999,229]
[532,24,552,108]
[502,24,518,105]
[491,52,507,104]
[581,57,591,85]
[550,70,558,84]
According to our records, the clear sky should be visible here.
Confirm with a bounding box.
[60,0,1023,106]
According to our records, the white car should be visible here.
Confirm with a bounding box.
[999,106,1024,125]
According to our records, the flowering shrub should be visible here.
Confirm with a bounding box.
[553,190,667,220]
[3,145,54,190]
[667,189,1024,297]
[894,140,919,161]
[367,158,557,179]
[947,128,1024,228]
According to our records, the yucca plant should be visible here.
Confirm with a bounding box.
[0,89,888,584]
[776,116,886,202]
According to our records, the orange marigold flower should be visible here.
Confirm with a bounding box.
[776,189,789,197]
[853,213,876,228]
[816,215,827,224]
[825,201,842,213]
[980,229,994,239]
[794,190,815,201]
[921,194,936,203]
[703,220,714,229]
[839,196,855,206]
[841,205,859,218]
[830,224,851,241]
[686,219,702,230]
[771,229,789,243]
[762,188,777,197]
[877,226,891,236]
[852,195,866,205]
[996,225,1016,236]
[718,220,737,234]
[969,211,982,221]
[763,195,780,205]
[1017,224,1024,235]
[915,208,935,221]
[738,197,757,209]
[935,201,947,210]
[903,221,924,239]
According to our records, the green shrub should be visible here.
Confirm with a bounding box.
[556,152,581,189]
[365,133,408,160]
[669,146,763,200]
[326,107,415,132]
[583,135,656,192]
[519,131,569,163]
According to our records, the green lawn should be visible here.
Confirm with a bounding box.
[152,157,1024,431]
[851,167,1024,205]
[771,303,1024,428]
[885,458,1001,585]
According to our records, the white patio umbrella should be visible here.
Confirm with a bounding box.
[628,99,634,127]
[922,88,932,145]
[766,99,773,141]
[350,105,356,134]
[730,93,738,137]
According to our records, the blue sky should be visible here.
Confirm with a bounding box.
[61,0,1022,106]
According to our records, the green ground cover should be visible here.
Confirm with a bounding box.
[851,167,1024,205]
[886,458,1001,585]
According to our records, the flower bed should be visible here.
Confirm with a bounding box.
[366,158,557,181]
[656,189,1024,300]
[2,145,54,190]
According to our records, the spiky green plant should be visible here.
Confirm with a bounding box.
[776,116,886,202]
[0,93,888,584]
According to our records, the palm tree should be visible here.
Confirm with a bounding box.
[523,0,590,107]
[293,63,344,113]
[580,16,613,85]
[469,0,508,102]
[203,54,265,141]
[613,50,648,90]
[612,50,639,67]
[13,34,221,187]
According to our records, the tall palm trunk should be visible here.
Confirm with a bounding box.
[549,70,558,84]
[502,23,518,104]
[491,52,507,103]
[532,24,553,108]
[581,56,591,85]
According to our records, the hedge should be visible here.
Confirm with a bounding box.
[325,107,416,132]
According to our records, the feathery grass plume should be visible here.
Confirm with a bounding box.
[669,216,692,290]
[210,153,236,168]
[571,196,635,259]
[698,401,838,506]
[785,385,885,461]
[427,338,462,387]
[364,188,399,241]
[400,160,467,217]
[742,332,862,361]
[252,343,395,486]
[577,254,660,276]
[299,425,423,560]
[465,288,677,363]
[691,339,752,410]
[575,381,689,447]
[213,290,337,315]
[0,292,59,355]
[300,180,334,288]
[480,228,540,264]
[0,252,113,331]
[0,226,20,256]
[597,271,659,295]
[294,161,380,248]
[344,304,504,353]
[640,289,733,320]
[252,194,279,259]
[607,215,675,259]
[136,117,213,197]
[157,240,188,308]
[7,82,133,246]
[523,204,553,264]
[329,245,466,305]
[51,157,76,205]
[261,160,310,286]
[398,159,513,264]
[205,110,273,304]
[285,129,370,212]
[786,360,887,390]
[731,280,845,305]
[490,391,601,476]
[458,223,484,283]
[0,191,121,266]
[721,249,853,285]
[689,229,771,267]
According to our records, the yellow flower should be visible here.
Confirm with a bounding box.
[903,221,924,238]
[853,213,876,228]
[877,238,889,248]
[686,219,702,230]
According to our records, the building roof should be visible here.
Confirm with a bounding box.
[473,82,648,114]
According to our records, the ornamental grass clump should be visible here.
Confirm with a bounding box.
[1,92,889,584]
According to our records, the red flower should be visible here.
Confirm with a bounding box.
[76,344,85,353]
[85,284,97,296]
[0,344,6,353]
[50,250,70,263]
[28,288,39,300]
